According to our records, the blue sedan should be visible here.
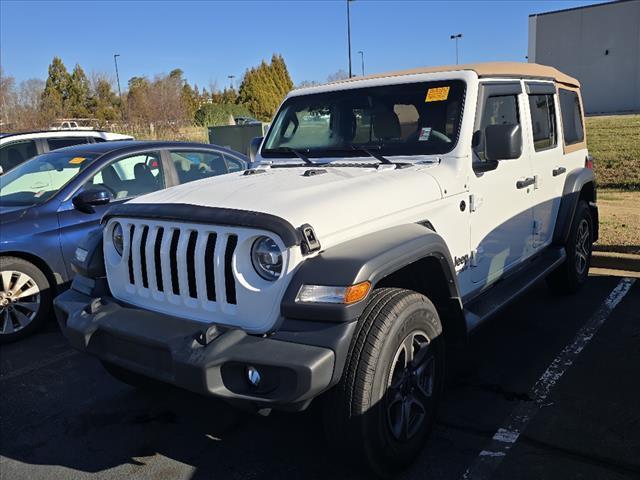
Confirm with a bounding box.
[0,140,247,342]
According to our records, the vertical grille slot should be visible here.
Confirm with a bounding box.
[154,227,164,292]
[169,229,181,295]
[186,231,198,298]
[224,235,238,305]
[128,225,135,284]
[139,226,150,288]
[204,233,217,301]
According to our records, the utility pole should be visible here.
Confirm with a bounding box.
[450,34,462,64]
[228,75,235,89]
[358,50,365,76]
[347,0,353,78]
[113,54,124,121]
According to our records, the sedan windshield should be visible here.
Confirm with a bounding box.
[0,151,100,206]
[262,80,465,160]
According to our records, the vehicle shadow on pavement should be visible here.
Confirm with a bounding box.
[0,276,625,480]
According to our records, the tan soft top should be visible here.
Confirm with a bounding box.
[331,62,580,88]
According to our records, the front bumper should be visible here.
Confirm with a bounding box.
[55,277,355,409]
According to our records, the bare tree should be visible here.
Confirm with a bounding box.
[326,69,349,83]
[297,80,321,88]
[0,66,17,126]
[16,79,46,128]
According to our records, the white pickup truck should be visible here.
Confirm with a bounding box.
[55,62,597,476]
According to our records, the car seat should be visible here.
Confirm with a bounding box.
[6,148,25,170]
[101,165,123,195]
[134,163,158,192]
[373,110,401,141]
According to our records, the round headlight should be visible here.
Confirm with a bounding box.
[112,222,124,256]
[251,236,283,281]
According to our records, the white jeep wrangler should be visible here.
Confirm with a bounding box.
[56,62,597,476]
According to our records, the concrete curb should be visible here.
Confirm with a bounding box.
[591,251,640,272]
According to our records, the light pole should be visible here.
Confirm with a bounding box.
[228,75,235,89]
[113,54,123,121]
[358,50,365,76]
[450,34,462,64]
[347,0,353,78]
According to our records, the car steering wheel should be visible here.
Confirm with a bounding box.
[429,130,452,143]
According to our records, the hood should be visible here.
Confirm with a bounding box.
[0,205,31,226]
[128,164,443,247]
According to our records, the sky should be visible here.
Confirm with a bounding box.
[1,0,605,90]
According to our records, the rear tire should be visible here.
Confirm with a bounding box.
[324,288,445,477]
[547,200,593,295]
[0,256,51,344]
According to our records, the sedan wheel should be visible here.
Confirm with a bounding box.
[0,270,41,334]
[0,256,51,343]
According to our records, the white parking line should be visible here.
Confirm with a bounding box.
[461,277,636,480]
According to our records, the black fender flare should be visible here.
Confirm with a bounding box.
[280,223,461,323]
[553,168,598,245]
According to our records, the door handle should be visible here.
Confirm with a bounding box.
[516,177,535,189]
[552,167,567,177]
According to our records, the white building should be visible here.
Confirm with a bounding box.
[528,0,640,114]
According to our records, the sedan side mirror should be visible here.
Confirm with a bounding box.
[248,136,264,165]
[73,188,112,214]
[485,124,522,161]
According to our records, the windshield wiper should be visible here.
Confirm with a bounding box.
[267,147,315,165]
[352,145,393,165]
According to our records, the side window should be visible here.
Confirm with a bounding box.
[528,94,557,151]
[0,140,38,172]
[473,95,520,162]
[559,90,584,145]
[171,150,229,184]
[86,152,164,200]
[224,155,245,173]
[47,137,90,151]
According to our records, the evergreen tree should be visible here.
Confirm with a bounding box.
[181,82,198,120]
[67,64,90,117]
[238,54,294,121]
[41,56,71,118]
[94,78,118,125]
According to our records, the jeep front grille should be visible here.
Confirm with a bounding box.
[123,221,238,307]
[104,217,295,333]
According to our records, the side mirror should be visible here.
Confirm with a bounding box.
[248,136,263,165]
[73,188,112,214]
[485,124,522,161]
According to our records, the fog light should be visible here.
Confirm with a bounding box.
[246,366,261,387]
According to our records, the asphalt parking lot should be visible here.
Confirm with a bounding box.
[1,273,638,480]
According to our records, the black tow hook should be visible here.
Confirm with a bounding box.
[194,325,222,346]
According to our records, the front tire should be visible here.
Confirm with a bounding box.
[0,256,51,343]
[547,200,593,295]
[324,288,444,477]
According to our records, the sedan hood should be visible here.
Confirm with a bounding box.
[128,164,443,247]
[0,205,30,223]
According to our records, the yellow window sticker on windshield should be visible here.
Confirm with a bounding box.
[69,157,87,165]
[425,86,450,102]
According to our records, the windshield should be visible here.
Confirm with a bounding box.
[0,151,100,206]
[263,80,465,160]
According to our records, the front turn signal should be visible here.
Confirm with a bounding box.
[295,281,371,305]
[344,281,371,304]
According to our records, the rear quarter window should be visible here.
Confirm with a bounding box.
[559,90,584,145]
